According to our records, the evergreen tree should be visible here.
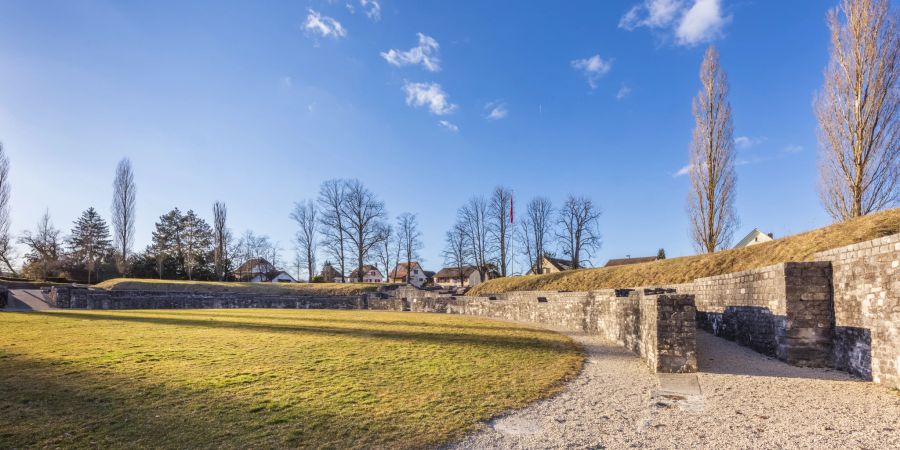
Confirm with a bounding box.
[657,248,666,260]
[67,207,112,284]
[149,208,214,280]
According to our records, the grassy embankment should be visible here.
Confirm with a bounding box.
[95,278,382,296]
[470,207,900,295]
[0,309,581,449]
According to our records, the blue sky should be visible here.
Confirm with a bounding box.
[0,0,838,273]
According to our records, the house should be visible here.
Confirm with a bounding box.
[347,265,384,283]
[388,262,428,287]
[320,262,343,283]
[733,229,774,248]
[526,256,575,275]
[604,255,659,267]
[433,266,483,288]
[235,257,297,283]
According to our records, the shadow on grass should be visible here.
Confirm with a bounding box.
[40,311,576,354]
[0,352,404,449]
[135,309,538,334]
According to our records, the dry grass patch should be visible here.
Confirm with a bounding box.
[95,278,382,296]
[470,207,900,295]
[0,309,581,449]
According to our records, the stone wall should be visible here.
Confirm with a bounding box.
[641,294,698,373]
[48,287,367,310]
[0,286,7,308]
[672,262,834,367]
[815,233,900,388]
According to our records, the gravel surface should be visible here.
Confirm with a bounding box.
[447,330,900,449]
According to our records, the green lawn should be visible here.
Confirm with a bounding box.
[0,309,582,449]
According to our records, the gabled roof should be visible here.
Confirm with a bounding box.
[236,258,274,274]
[349,265,382,279]
[604,256,658,267]
[389,262,423,279]
[434,266,478,279]
[733,228,775,248]
[543,256,574,271]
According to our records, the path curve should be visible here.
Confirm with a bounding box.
[447,330,900,449]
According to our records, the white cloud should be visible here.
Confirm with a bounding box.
[619,0,683,30]
[281,76,294,88]
[734,135,766,149]
[619,0,729,46]
[675,0,728,46]
[784,144,804,153]
[381,33,441,72]
[402,81,457,115]
[304,9,347,39]
[571,54,613,89]
[674,163,692,177]
[438,120,459,132]
[616,85,633,100]
[485,101,508,120]
[360,0,381,21]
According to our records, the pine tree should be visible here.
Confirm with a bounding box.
[68,207,112,284]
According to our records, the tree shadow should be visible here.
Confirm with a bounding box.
[41,311,576,354]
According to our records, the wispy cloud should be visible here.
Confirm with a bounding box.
[438,120,459,132]
[783,144,803,153]
[304,9,347,39]
[381,33,441,72]
[674,163,692,177]
[402,81,457,115]
[619,0,729,46]
[734,135,766,149]
[281,76,294,89]
[571,54,613,89]
[616,85,633,100]
[485,101,508,120]
[360,0,381,21]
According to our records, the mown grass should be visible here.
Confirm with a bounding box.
[95,278,382,296]
[470,207,900,295]
[0,309,582,449]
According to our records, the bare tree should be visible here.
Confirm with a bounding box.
[397,212,423,283]
[19,210,61,280]
[688,46,739,253]
[0,143,15,275]
[212,201,228,280]
[341,179,387,282]
[318,179,348,282]
[488,186,513,277]
[523,197,553,274]
[458,196,490,279]
[816,0,900,220]
[443,222,470,286]
[290,200,318,283]
[556,195,601,269]
[373,222,394,283]
[111,157,136,276]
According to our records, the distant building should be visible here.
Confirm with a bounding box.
[526,256,575,275]
[433,266,483,288]
[604,255,660,268]
[320,261,343,283]
[347,265,384,283]
[389,262,428,287]
[235,258,296,283]
[733,229,774,249]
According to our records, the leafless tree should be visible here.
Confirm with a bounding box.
[0,143,15,275]
[318,179,348,282]
[397,212,423,283]
[19,210,61,280]
[458,196,490,279]
[373,222,394,283]
[443,222,470,286]
[517,216,534,275]
[556,195,601,269]
[111,157,136,276]
[688,46,739,253]
[815,0,900,220]
[488,186,513,277]
[523,197,553,274]
[290,200,318,282]
[341,179,387,282]
[212,201,228,280]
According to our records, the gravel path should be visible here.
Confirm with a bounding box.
[447,330,900,449]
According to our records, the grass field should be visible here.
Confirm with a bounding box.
[0,309,581,449]
[95,278,382,296]
[470,207,900,295]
